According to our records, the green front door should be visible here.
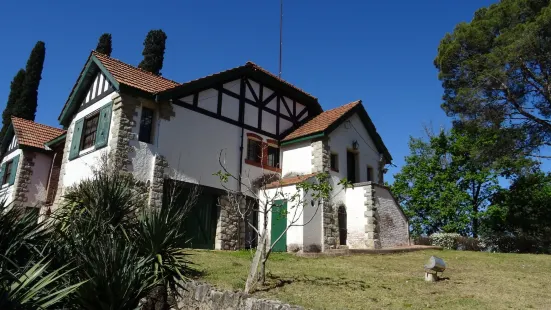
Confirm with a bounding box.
[271,200,287,252]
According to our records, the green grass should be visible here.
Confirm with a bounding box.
[189,249,551,309]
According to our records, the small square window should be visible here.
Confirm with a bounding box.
[81,113,99,150]
[367,166,374,182]
[267,146,280,168]
[3,161,12,185]
[139,107,154,144]
[247,139,262,163]
[330,153,339,171]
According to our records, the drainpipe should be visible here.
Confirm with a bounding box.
[238,127,244,193]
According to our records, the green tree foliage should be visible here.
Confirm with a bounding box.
[138,29,167,75]
[435,0,551,159]
[0,69,26,142]
[14,41,46,121]
[95,33,112,56]
[391,129,499,237]
[484,172,551,253]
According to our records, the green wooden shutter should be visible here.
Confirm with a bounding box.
[95,102,112,149]
[69,118,84,160]
[9,155,19,185]
[0,162,5,184]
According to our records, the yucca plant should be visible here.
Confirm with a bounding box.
[52,156,197,309]
[133,185,199,310]
[0,200,81,309]
[0,259,84,310]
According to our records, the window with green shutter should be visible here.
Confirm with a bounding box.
[68,102,113,160]
[0,162,6,185]
[95,102,112,148]
[69,118,84,160]
[9,155,19,185]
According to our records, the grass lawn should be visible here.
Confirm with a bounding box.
[189,249,551,309]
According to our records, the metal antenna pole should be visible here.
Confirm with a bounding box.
[279,0,283,79]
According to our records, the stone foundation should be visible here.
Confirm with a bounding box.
[174,280,303,310]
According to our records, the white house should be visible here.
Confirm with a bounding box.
[0,117,65,214]
[44,51,408,251]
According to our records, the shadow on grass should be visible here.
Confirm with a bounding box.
[255,273,371,293]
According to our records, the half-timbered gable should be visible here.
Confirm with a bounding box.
[159,62,322,139]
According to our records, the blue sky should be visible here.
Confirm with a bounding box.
[0,0,498,182]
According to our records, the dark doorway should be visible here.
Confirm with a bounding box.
[347,151,357,184]
[164,180,218,250]
[338,205,347,246]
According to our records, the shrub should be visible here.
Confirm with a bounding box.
[429,233,461,249]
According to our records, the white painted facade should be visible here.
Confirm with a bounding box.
[0,149,22,205]
[328,113,382,185]
[62,91,115,188]
[344,186,368,249]
[281,141,312,176]
[258,183,321,251]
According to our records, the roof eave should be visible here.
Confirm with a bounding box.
[58,54,120,127]
[280,132,325,146]
[44,133,67,148]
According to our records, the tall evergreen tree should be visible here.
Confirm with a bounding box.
[95,33,112,56]
[14,41,46,121]
[0,69,26,141]
[138,30,167,75]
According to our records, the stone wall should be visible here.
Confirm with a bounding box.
[363,183,381,249]
[311,138,329,173]
[215,195,243,250]
[373,184,409,248]
[13,151,34,204]
[148,155,168,207]
[109,92,138,171]
[322,201,338,251]
[174,281,303,310]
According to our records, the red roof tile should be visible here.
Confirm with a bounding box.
[283,100,361,141]
[11,117,66,150]
[92,51,180,93]
[265,173,319,189]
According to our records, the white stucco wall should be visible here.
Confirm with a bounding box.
[281,141,311,176]
[328,113,381,184]
[128,103,159,184]
[157,104,275,193]
[62,91,114,188]
[259,185,306,251]
[302,189,323,251]
[344,186,368,249]
[0,149,22,205]
[27,152,52,206]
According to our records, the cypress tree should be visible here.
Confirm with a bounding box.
[138,30,167,75]
[0,69,26,141]
[96,33,112,56]
[14,41,46,121]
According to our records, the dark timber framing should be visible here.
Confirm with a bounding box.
[170,74,320,140]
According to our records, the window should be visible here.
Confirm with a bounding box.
[267,146,280,168]
[3,161,12,185]
[139,107,154,143]
[247,139,262,163]
[367,166,374,182]
[330,153,339,171]
[81,113,99,150]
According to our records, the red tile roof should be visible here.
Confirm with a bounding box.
[92,51,180,93]
[11,117,66,150]
[283,100,361,141]
[265,173,319,189]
